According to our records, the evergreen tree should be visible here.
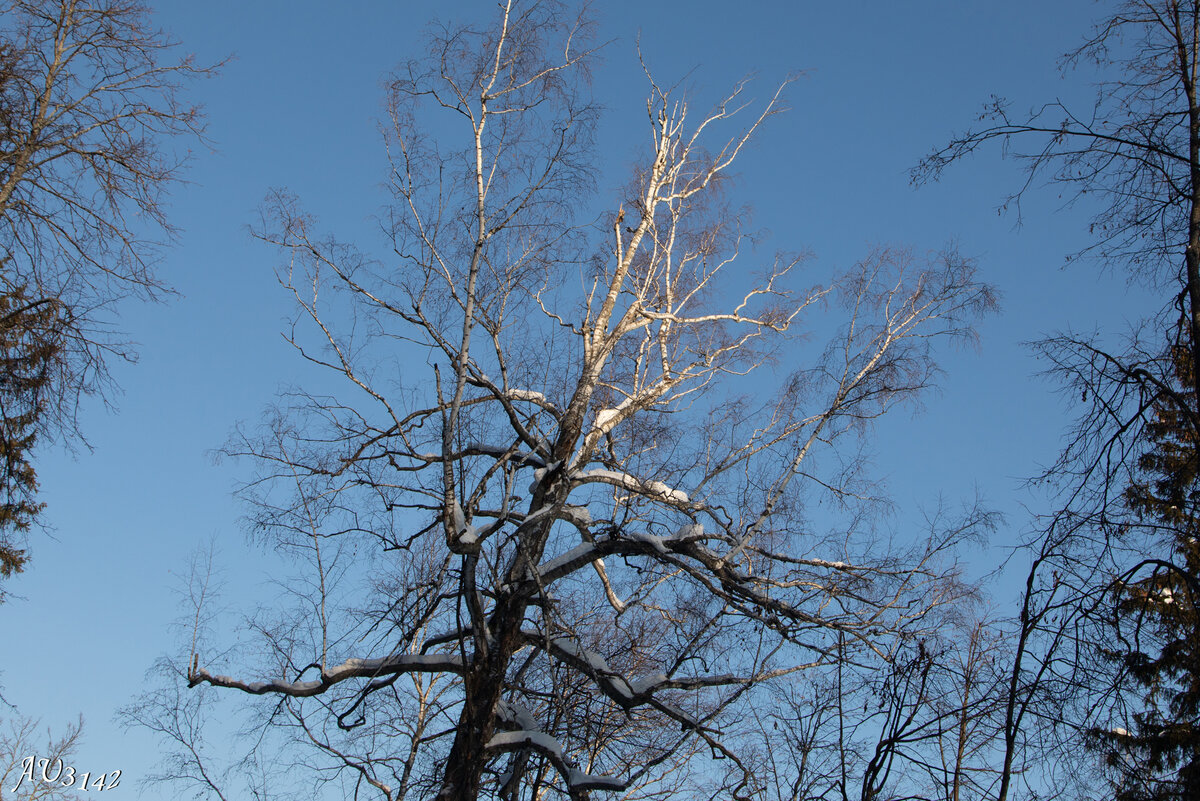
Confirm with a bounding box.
[0,284,59,587]
[1090,346,1200,800]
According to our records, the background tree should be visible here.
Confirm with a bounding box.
[0,0,209,588]
[171,2,996,800]
[1084,345,1200,800]
[915,2,1200,798]
[743,604,1012,801]
[0,715,86,801]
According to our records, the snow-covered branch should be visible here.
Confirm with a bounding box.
[187,653,465,697]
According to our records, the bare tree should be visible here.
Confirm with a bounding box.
[119,545,251,801]
[743,595,1013,801]
[0,715,87,801]
[915,2,1200,799]
[173,3,996,799]
[0,0,210,581]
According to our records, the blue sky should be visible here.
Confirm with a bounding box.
[0,1,1156,796]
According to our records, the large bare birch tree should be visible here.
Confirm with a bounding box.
[176,3,995,799]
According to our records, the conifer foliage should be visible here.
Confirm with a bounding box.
[1089,347,1200,801]
[0,283,60,582]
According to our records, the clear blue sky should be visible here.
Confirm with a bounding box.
[0,1,1152,796]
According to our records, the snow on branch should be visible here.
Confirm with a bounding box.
[576,468,691,505]
[535,542,600,582]
[462,442,546,468]
[515,525,868,641]
[485,730,628,796]
[503,388,561,415]
[539,634,738,728]
[187,652,465,697]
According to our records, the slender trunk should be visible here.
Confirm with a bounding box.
[950,666,972,801]
[1184,124,1200,412]
[997,558,1042,801]
[0,4,69,218]
[1175,5,1200,414]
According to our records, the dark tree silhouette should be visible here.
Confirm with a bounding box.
[1085,346,1200,801]
[0,0,210,587]
[917,3,1200,798]
[0,283,61,584]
